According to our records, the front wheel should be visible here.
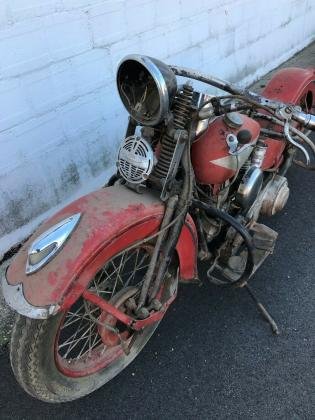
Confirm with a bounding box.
[10,245,162,403]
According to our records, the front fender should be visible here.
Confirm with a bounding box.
[2,184,198,318]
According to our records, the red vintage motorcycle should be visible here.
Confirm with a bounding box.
[2,55,315,402]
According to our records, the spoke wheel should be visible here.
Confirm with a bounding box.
[10,244,166,403]
[55,246,151,377]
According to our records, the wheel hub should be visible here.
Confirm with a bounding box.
[98,287,138,347]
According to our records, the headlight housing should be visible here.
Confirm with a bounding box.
[117,54,177,126]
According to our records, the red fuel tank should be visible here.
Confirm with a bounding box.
[191,114,261,185]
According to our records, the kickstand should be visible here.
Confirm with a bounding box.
[244,284,280,335]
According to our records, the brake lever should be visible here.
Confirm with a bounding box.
[283,120,310,165]
[276,104,315,130]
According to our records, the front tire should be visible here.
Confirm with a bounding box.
[10,245,161,403]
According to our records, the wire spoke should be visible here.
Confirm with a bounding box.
[57,245,152,366]
[62,306,99,329]
[59,324,90,351]
[60,311,95,349]
[62,314,86,346]
[124,255,149,287]
[62,323,95,357]
[111,253,127,288]
[80,335,103,359]
[107,251,133,280]
[77,326,98,359]
[110,252,128,297]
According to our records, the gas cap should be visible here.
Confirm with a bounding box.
[224,112,243,128]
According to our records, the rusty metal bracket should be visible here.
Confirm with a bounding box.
[82,287,177,332]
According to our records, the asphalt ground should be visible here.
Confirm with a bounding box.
[1,43,314,419]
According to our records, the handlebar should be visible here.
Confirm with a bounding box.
[170,64,315,131]
[292,110,315,130]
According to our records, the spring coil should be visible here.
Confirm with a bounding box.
[153,84,193,180]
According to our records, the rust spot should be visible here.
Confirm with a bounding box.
[48,272,57,286]
[7,184,198,308]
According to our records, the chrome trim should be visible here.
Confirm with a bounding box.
[117,54,170,126]
[117,135,155,184]
[1,270,59,319]
[226,133,239,154]
[26,213,81,275]
[195,92,214,137]
[236,166,263,209]
[143,55,169,123]
[292,110,315,130]
[283,121,310,165]
[224,112,243,129]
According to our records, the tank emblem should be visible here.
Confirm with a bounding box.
[210,156,239,171]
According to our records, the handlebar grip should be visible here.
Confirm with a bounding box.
[292,111,315,130]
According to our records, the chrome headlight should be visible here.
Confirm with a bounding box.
[26,213,81,274]
[117,54,177,126]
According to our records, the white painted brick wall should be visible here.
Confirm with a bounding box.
[1,0,315,255]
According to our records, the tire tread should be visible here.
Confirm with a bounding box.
[10,315,65,403]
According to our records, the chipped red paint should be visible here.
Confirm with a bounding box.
[83,290,134,327]
[261,67,315,170]
[56,346,125,378]
[192,115,261,185]
[7,184,198,310]
[132,289,177,330]
[260,138,285,171]
[262,67,315,105]
[61,215,197,311]
[55,310,125,378]
[83,285,176,332]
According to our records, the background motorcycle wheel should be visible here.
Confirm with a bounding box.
[10,244,164,403]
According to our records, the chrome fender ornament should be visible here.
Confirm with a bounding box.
[26,213,81,275]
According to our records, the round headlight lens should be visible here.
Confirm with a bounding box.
[117,55,177,126]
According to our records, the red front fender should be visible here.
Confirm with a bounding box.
[4,185,198,314]
[261,67,315,170]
